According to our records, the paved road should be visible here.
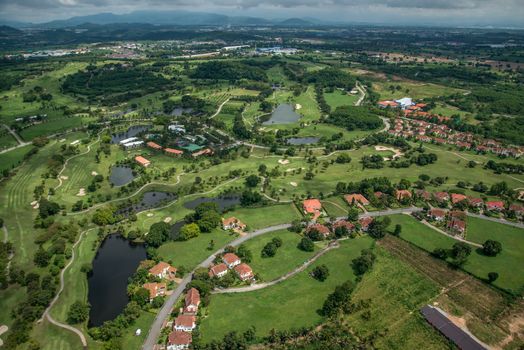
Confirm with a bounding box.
[466,212,524,229]
[420,219,482,248]
[355,81,366,106]
[209,98,230,119]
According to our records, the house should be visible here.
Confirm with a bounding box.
[468,197,484,208]
[149,262,177,280]
[222,217,247,231]
[395,97,414,109]
[168,124,186,134]
[415,189,431,201]
[142,282,166,301]
[332,220,355,233]
[486,201,505,212]
[344,194,370,206]
[433,192,450,203]
[174,315,196,332]
[428,208,446,221]
[302,198,323,221]
[209,263,228,278]
[234,263,254,281]
[135,155,151,167]
[165,148,184,156]
[451,193,467,205]
[222,253,241,268]
[147,141,163,150]
[121,140,144,150]
[192,148,213,157]
[306,223,331,237]
[374,191,385,199]
[447,218,466,234]
[378,100,399,109]
[167,330,192,350]
[396,189,412,201]
[359,216,373,232]
[509,204,524,217]
[184,287,200,314]
[449,210,466,220]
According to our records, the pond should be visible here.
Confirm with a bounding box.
[171,107,193,116]
[183,194,241,212]
[117,191,177,215]
[111,125,151,144]
[262,104,301,125]
[170,220,186,240]
[109,166,135,187]
[286,137,320,145]
[88,234,147,327]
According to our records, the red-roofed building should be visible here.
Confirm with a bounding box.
[509,204,524,217]
[396,189,412,201]
[306,223,331,237]
[167,330,192,350]
[149,262,177,280]
[222,217,247,231]
[451,193,467,205]
[222,253,241,268]
[184,288,200,314]
[416,189,431,201]
[344,194,370,206]
[447,218,466,234]
[374,191,385,199]
[468,197,484,208]
[378,100,399,108]
[135,155,151,167]
[359,216,373,232]
[174,314,196,332]
[192,148,213,157]
[433,192,450,203]
[234,263,254,281]
[165,148,183,156]
[303,198,323,221]
[332,220,355,233]
[209,263,228,278]
[428,208,446,221]
[449,210,466,220]
[486,201,505,212]
[147,141,163,150]
[142,282,166,301]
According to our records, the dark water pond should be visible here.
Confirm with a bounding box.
[170,220,186,240]
[109,166,135,187]
[111,125,150,144]
[183,195,241,212]
[171,107,193,116]
[287,137,320,145]
[117,191,177,215]
[263,104,301,125]
[88,234,147,327]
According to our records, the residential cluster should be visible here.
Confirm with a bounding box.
[208,252,254,282]
[142,261,178,302]
[166,287,201,349]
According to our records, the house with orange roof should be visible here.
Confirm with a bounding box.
[149,261,177,280]
[135,155,151,167]
[222,253,241,268]
[332,220,355,233]
[165,148,183,156]
[234,263,254,281]
[302,198,323,221]
[451,193,467,205]
[358,216,373,232]
[222,217,247,232]
[509,204,524,217]
[306,223,331,238]
[486,201,505,212]
[378,100,399,108]
[184,287,200,314]
[147,141,163,150]
[447,218,466,234]
[344,194,370,206]
[192,148,213,157]
[396,189,412,201]
[433,192,450,203]
[468,197,484,208]
[174,314,196,332]
[167,330,192,350]
[209,263,228,278]
[428,208,446,221]
[142,282,166,301]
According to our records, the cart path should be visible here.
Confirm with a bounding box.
[419,218,482,248]
[209,98,231,119]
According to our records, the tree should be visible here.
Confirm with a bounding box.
[180,223,200,241]
[312,265,329,281]
[145,222,171,247]
[367,219,388,239]
[351,249,376,275]
[34,247,51,267]
[0,218,3,228]
[393,224,402,236]
[237,244,252,263]
[482,240,502,257]
[240,190,262,206]
[298,237,314,252]
[197,210,221,232]
[38,198,60,218]
[261,242,278,258]
[487,272,499,283]
[347,208,359,222]
[151,296,165,309]
[335,154,352,164]
[450,242,472,266]
[245,175,260,188]
[132,287,150,306]
[67,301,89,324]
[271,237,283,248]
[320,280,355,317]
[432,248,449,260]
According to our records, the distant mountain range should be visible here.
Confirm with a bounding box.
[1,10,325,28]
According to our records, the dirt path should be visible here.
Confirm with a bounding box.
[355,81,366,106]
[419,218,482,247]
[212,241,340,294]
[209,97,230,119]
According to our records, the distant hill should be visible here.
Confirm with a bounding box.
[0,25,22,37]
[4,11,315,28]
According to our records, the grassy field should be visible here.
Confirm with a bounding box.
[224,203,301,230]
[324,90,358,109]
[0,145,33,172]
[344,247,450,349]
[321,196,349,217]
[237,229,318,281]
[198,236,374,342]
[372,80,463,100]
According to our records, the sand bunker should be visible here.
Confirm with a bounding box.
[147,213,154,217]
[0,325,8,347]
[285,167,304,172]
[295,104,302,110]
[60,176,68,180]
[91,171,98,176]
[59,139,66,143]
[164,217,172,223]
[77,188,86,196]
[278,159,290,165]
[30,201,39,209]
[375,145,403,160]
[290,182,298,187]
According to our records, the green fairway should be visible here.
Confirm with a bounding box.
[0,145,33,172]
[224,203,300,230]
[324,90,358,108]
[345,247,449,349]
[198,236,374,342]
[373,80,464,100]
[238,229,318,281]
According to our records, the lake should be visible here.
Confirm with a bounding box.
[183,194,241,212]
[111,125,151,144]
[171,107,193,116]
[109,166,135,187]
[262,104,301,125]
[117,191,177,215]
[286,137,320,145]
[87,234,147,327]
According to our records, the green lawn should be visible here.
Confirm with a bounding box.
[0,145,33,172]
[345,247,449,349]
[198,236,374,342]
[239,229,317,281]
[321,196,349,217]
[324,90,358,109]
[157,229,238,270]
[373,80,463,100]
[224,203,300,230]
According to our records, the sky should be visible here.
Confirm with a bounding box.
[1,0,524,27]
